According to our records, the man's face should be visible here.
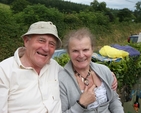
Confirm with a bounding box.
[23,34,57,69]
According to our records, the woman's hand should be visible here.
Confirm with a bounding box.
[78,85,96,107]
[111,72,118,91]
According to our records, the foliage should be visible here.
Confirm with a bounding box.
[0,36,23,61]
[104,10,115,22]
[90,0,107,12]
[15,4,65,38]
[0,2,10,9]
[20,4,52,25]
[54,54,70,67]
[77,11,97,26]
[134,1,141,22]
[0,0,14,4]
[0,7,22,38]
[117,8,135,22]
[101,56,141,90]
[0,7,23,61]
[10,0,30,13]
[64,13,81,30]
[24,0,90,13]
[0,1,141,61]
[0,0,140,25]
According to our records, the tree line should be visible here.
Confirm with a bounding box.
[0,0,141,61]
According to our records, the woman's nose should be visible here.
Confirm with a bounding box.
[79,51,84,57]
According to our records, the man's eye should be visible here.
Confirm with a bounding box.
[39,39,45,43]
[49,42,56,47]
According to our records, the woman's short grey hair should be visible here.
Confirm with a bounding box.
[63,27,96,52]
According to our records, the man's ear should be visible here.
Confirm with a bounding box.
[23,36,30,47]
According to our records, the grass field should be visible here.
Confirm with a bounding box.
[95,23,141,51]
[0,3,10,9]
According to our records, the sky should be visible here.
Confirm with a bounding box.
[64,0,139,11]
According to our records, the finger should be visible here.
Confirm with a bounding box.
[112,81,116,87]
[88,84,96,92]
[84,85,88,92]
[111,72,118,90]
[112,73,117,83]
[112,80,117,89]
[112,72,117,80]
[111,72,115,77]
[112,85,117,91]
[112,83,117,91]
[112,78,116,86]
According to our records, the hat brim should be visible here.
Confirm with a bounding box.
[21,30,62,48]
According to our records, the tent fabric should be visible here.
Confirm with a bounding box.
[92,53,122,62]
[99,45,129,58]
[111,44,140,57]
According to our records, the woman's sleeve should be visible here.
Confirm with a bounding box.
[106,68,124,113]
[58,71,85,113]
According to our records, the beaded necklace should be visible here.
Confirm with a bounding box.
[74,68,91,86]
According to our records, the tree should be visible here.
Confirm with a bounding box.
[105,10,115,22]
[0,8,23,61]
[97,2,106,12]
[134,1,141,22]
[10,0,30,13]
[90,0,99,11]
[90,0,107,12]
[24,0,90,13]
[117,8,134,22]
[17,4,65,39]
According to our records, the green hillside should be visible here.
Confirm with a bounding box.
[0,3,10,9]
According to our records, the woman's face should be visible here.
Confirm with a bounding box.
[68,37,93,70]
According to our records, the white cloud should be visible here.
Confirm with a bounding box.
[64,0,139,11]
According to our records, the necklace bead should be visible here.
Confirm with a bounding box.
[74,68,91,86]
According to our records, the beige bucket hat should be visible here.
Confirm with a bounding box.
[21,21,62,48]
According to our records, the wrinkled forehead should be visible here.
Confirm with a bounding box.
[69,36,94,51]
[25,34,58,43]
[69,36,91,42]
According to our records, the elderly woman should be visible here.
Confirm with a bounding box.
[58,28,124,113]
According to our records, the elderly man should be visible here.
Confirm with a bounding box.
[0,21,63,113]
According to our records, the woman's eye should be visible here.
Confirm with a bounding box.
[73,50,78,53]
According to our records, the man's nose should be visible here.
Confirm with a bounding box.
[42,43,49,51]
